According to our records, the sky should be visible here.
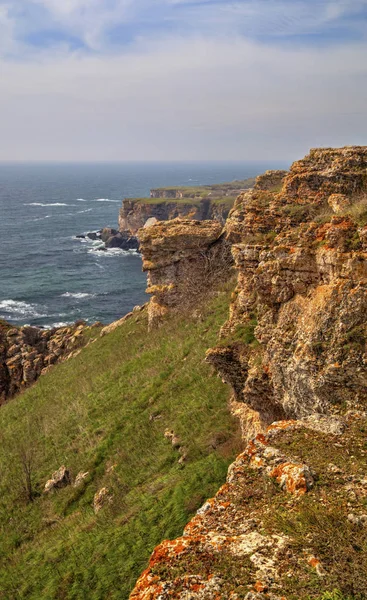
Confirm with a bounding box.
[0,0,366,161]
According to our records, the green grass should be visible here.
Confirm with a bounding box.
[150,178,256,195]
[131,197,203,205]
[127,196,235,208]
[343,195,367,227]
[0,288,240,599]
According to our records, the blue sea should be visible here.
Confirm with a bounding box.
[0,161,287,327]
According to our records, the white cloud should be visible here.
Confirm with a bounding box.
[0,35,366,161]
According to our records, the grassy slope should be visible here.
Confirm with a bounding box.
[0,288,241,599]
[131,196,236,207]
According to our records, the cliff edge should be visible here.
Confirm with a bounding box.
[129,146,367,599]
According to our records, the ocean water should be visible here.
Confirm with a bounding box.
[0,161,287,328]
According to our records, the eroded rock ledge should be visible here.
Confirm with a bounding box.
[0,321,98,404]
[138,219,233,329]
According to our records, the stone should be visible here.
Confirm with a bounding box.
[100,227,118,242]
[347,513,367,526]
[143,217,158,228]
[93,487,112,513]
[44,466,71,492]
[138,219,232,328]
[328,193,351,213]
[74,471,89,487]
[0,320,97,403]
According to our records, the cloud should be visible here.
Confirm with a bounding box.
[1,0,367,57]
[0,34,366,161]
[0,1,366,160]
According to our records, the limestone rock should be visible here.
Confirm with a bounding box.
[93,487,112,513]
[138,219,233,328]
[328,193,351,213]
[207,146,367,428]
[74,471,89,487]
[0,320,98,403]
[44,466,71,493]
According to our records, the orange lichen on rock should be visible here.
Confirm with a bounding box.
[269,462,314,496]
[266,421,297,433]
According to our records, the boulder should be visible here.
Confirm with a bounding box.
[93,487,112,513]
[105,231,139,251]
[86,231,101,240]
[101,227,118,243]
[74,471,89,487]
[44,466,71,492]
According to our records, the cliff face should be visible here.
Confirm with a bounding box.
[208,146,367,434]
[119,199,232,234]
[130,147,367,599]
[119,178,257,234]
[138,219,232,329]
[0,321,97,403]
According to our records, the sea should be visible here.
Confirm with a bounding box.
[0,161,288,328]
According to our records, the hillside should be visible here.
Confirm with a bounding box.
[0,287,240,599]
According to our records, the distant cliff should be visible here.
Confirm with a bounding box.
[119,178,257,234]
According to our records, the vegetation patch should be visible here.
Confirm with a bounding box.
[0,288,240,599]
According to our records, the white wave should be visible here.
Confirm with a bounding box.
[43,321,73,330]
[71,236,88,243]
[0,299,47,318]
[25,202,70,207]
[88,247,139,257]
[93,198,119,203]
[76,198,87,202]
[27,215,52,222]
[61,292,95,299]
[77,208,94,214]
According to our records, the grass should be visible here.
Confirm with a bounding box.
[150,178,256,195]
[343,195,367,227]
[218,315,259,348]
[0,287,241,600]
[262,422,367,599]
[126,196,236,208]
[131,197,202,205]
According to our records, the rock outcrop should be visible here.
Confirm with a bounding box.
[149,179,256,200]
[208,146,367,434]
[119,178,257,235]
[44,466,71,493]
[131,147,367,598]
[130,413,367,599]
[119,198,232,235]
[0,320,98,404]
[138,219,232,328]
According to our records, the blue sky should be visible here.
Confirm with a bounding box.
[0,0,366,160]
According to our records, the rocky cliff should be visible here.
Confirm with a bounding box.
[0,320,99,403]
[119,178,257,235]
[119,198,233,234]
[149,179,257,200]
[138,219,232,329]
[130,146,367,599]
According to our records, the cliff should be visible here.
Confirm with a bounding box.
[138,219,232,329]
[130,146,367,599]
[149,178,257,199]
[119,177,257,234]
